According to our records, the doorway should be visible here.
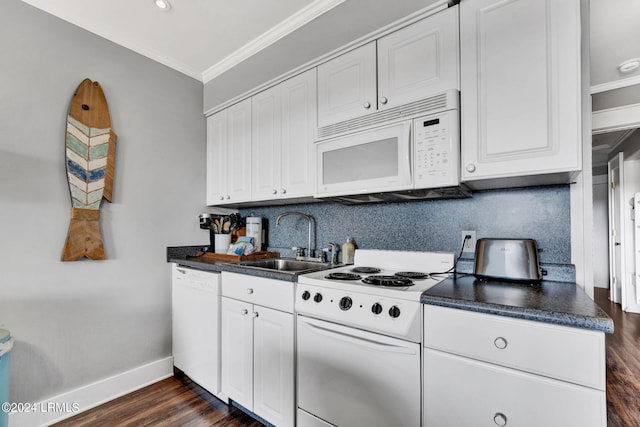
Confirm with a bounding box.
[592,128,640,312]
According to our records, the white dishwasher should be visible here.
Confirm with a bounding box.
[172,264,225,400]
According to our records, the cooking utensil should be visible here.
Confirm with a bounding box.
[220,216,231,234]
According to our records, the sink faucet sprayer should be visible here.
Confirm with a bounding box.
[275,211,318,260]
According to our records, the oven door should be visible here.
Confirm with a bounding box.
[296,315,421,427]
[315,121,412,197]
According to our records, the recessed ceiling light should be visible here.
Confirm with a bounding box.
[154,0,172,11]
[618,58,640,74]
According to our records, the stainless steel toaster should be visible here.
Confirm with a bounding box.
[474,238,542,282]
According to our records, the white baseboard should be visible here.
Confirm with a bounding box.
[9,357,173,427]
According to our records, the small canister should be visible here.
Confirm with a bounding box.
[246,217,263,251]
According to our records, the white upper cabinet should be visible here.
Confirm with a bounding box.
[279,70,317,198]
[377,5,459,111]
[206,111,227,204]
[317,42,377,128]
[460,0,582,187]
[206,99,252,205]
[317,6,460,129]
[252,69,316,201]
[251,85,281,201]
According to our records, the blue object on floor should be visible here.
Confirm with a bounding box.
[0,329,12,427]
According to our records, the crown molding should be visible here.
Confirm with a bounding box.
[201,0,346,83]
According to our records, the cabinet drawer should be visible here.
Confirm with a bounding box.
[424,305,605,390]
[222,272,294,313]
[424,349,606,427]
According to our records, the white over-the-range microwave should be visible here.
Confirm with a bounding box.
[314,90,470,204]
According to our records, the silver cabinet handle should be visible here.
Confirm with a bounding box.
[241,309,249,315]
[281,188,286,194]
[226,195,231,200]
[494,412,507,426]
[466,164,476,173]
[252,312,259,318]
[363,101,371,109]
[247,288,254,294]
[271,189,277,194]
[379,96,388,105]
[219,196,224,201]
[494,337,508,350]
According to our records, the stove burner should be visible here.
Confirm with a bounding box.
[395,271,430,280]
[351,266,382,274]
[362,275,414,287]
[325,272,362,281]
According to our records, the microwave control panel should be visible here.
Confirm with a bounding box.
[413,110,460,188]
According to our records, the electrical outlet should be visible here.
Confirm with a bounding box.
[461,230,477,253]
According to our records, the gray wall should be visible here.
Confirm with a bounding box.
[0,1,205,402]
[239,185,572,266]
[203,0,439,112]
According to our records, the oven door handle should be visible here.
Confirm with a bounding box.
[300,317,418,355]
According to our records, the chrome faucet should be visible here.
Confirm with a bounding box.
[275,211,318,261]
[325,242,340,265]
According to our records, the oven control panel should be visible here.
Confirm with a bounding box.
[295,284,422,342]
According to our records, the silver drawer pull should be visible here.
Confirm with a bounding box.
[241,309,249,315]
[494,412,507,426]
[247,288,254,294]
[252,312,259,318]
[494,337,508,349]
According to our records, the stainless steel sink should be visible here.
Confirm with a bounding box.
[234,258,333,274]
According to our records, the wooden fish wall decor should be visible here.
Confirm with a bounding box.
[61,79,117,261]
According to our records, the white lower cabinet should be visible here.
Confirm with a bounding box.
[221,273,294,427]
[423,305,607,427]
[424,349,606,427]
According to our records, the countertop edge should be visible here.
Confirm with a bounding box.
[170,257,301,282]
[421,295,614,334]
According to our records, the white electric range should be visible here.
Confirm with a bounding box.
[296,249,454,342]
[295,249,454,427]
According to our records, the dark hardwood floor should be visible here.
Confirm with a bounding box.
[53,288,639,427]
[595,287,640,427]
[52,372,264,427]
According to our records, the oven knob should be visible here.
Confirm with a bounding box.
[314,293,323,303]
[339,296,353,311]
[389,305,401,318]
[301,290,311,301]
[371,303,383,315]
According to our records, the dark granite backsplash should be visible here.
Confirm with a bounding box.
[237,185,571,267]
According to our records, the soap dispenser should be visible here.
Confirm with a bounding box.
[342,237,355,264]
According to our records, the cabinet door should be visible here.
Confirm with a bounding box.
[280,69,316,198]
[424,349,606,427]
[251,86,281,201]
[206,111,227,205]
[253,307,294,427]
[317,42,376,127]
[460,0,581,182]
[377,6,459,110]
[226,99,252,202]
[221,297,254,409]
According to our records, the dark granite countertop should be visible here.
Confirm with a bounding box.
[421,274,614,334]
[167,245,310,282]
